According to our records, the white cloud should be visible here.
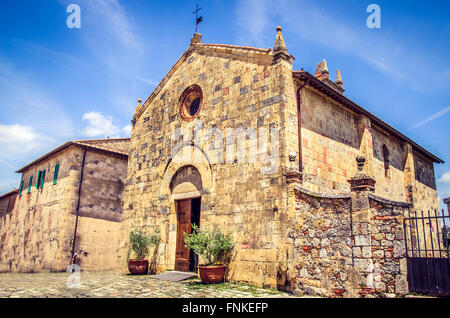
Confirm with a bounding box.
[82,112,130,138]
[410,106,450,130]
[0,159,16,170]
[14,39,94,74]
[82,112,120,138]
[234,0,443,92]
[438,172,450,183]
[235,0,270,48]
[122,125,132,136]
[79,0,142,71]
[0,179,20,193]
[0,59,74,138]
[136,76,158,87]
[0,124,51,159]
[88,0,139,48]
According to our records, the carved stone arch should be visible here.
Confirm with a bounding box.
[159,143,214,200]
[159,143,214,271]
[170,165,203,201]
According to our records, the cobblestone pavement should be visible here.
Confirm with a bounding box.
[0,272,300,298]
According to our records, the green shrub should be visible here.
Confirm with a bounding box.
[184,224,234,266]
[129,229,160,260]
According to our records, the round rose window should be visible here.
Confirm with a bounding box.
[179,85,203,121]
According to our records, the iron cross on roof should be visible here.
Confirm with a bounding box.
[193,2,203,33]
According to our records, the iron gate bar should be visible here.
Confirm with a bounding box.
[427,210,439,294]
[404,213,450,256]
[411,211,423,292]
[433,210,443,259]
[404,211,450,297]
[420,210,432,292]
[442,214,450,257]
[403,211,414,289]
[442,213,450,295]
[414,211,422,256]
[433,210,446,296]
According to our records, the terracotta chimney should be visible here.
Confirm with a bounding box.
[315,59,329,81]
[321,59,329,80]
[315,61,324,78]
[336,69,343,88]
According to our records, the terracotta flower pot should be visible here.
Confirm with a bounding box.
[198,265,227,284]
[128,259,148,275]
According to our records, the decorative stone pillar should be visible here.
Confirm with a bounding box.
[445,197,450,212]
[357,115,375,177]
[190,33,202,46]
[403,142,416,206]
[348,156,377,296]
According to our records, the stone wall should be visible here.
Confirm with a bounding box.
[287,188,357,297]
[297,82,439,211]
[371,126,407,202]
[364,195,409,296]
[0,146,81,273]
[123,33,440,290]
[413,152,439,211]
[287,173,410,298]
[0,145,128,273]
[300,86,359,194]
[72,150,128,272]
[123,40,296,287]
[0,191,18,218]
[295,82,440,237]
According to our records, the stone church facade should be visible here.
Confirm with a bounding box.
[123,27,443,296]
[0,27,444,298]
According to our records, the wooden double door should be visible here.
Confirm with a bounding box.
[175,197,201,272]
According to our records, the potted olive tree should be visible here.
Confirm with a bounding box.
[184,224,234,284]
[128,229,160,275]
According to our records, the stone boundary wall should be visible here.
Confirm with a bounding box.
[288,189,358,297]
[288,162,411,298]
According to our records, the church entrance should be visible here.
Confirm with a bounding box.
[175,197,201,272]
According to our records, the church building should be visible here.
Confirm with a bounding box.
[122,27,443,295]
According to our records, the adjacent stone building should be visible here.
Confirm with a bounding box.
[0,190,18,219]
[122,27,444,297]
[0,138,129,273]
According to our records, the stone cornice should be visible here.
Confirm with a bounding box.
[368,193,412,208]
[293,185,351,200]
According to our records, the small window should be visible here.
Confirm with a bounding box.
[36,171,42,189]
[382,145,390,178]
[19,180,24,196]
[53,164,60,185]
[179,85,203,122]
[41,170,46,189]
[27,175,33,194]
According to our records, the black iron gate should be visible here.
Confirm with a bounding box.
[403,210,450,297]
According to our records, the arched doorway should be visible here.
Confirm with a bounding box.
[170,165,202,272]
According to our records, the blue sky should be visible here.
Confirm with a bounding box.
[0,0,449,209]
